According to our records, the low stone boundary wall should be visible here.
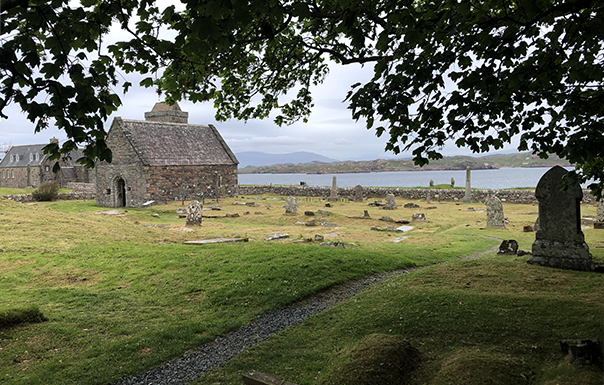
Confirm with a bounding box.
[65,182,96,194]
[2,185,597,205]
[2,192,95,203]
[238,185,598,205]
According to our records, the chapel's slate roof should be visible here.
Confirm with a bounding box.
[117,118,239,166]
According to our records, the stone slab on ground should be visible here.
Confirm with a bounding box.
[243,371,298,385]
[264,234,290,241]
[184,238,248,245]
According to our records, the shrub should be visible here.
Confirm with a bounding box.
[32,181,59,201]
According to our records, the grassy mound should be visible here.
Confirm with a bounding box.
[0,306,47,329]
[431,348,530,385]
[321,333,422,385]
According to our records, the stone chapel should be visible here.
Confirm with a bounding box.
[95,102,239,207]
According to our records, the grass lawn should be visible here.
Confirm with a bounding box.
[0,194,602,384]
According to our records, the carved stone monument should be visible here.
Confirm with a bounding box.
[328,176,339,201]
[463,166,472,203]
[186,201,203,226]
[486,196,507,229]
[527,166,594,271]
[353,184,363,202]
[382,193,397,210]
[284,196,298,215]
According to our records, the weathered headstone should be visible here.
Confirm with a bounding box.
[186,201,203,226]
[596,199,604,222]
[382,193,397,210]
[527,166,594,271]
[353,184,363,202]
[486,196,507,229]
[412,213,426,221]
[426,193,431,204]
[328,176,339,201]
[463,166,472,203]
[429,179,434,187]
[284,196,298,215]
[450,177,455,188]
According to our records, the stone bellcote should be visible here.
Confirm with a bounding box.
[144,102,189,124]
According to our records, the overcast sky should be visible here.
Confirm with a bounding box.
[0,4,520,162]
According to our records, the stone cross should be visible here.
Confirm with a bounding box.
[328,176,339,201]
[463,166,472,203]
[383,193,397,210]
[486,196,506,229]
[284,196,298,215]
[186,201,203,226]
[527,166,594,271]
[353,184,363,202]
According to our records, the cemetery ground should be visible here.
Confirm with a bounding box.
[0,195,603,385]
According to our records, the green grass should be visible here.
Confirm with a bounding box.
[1,195,601,385]
[0,197,501,385]
[197,254,604,385]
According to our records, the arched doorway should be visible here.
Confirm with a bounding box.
[116,178,126,207]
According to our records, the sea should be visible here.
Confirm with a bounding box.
[239,167,579,190]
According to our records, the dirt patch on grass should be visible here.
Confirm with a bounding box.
[431,348,531,385]
[321,334,423,385]
[34,269,102,287]
[0,259,33,273]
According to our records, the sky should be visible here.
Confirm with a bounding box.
[0,3,520,162]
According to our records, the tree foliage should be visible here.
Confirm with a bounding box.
[1,0,603,197]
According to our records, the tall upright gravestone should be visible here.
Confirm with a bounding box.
[328,176,339,201]
[353,185,363,202]
[486,196,506,229]
[186,201,203,226]
[463,166,472,203]
[596,199,604,222]
[527,166,594,271]
[284,196,298,215]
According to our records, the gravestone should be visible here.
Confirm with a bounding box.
[412,213,426,221]
[486,196,507,229]
[284,196,298,215]
[426,193,431,204]
[596,199,604,222]
[463,166,472,203]
[382,193,397,210]
[451,177,455,188]
[429,179,434,187]
[527,166,594,271]
[353,184,364,202]
[186,201,203,226]
[328,176,339,201]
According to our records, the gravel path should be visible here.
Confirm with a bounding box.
[113,243,500,385]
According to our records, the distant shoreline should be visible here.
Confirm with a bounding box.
[239,164,571,175]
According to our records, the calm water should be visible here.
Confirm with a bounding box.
[239,167,575,190]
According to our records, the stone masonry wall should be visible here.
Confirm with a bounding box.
[95,120,148,207]
[238,185,598,204]
[146,164,238,202]
[0,166,37,188]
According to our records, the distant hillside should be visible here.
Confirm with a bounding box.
[238,152,571,174]
[236,151,339,168]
